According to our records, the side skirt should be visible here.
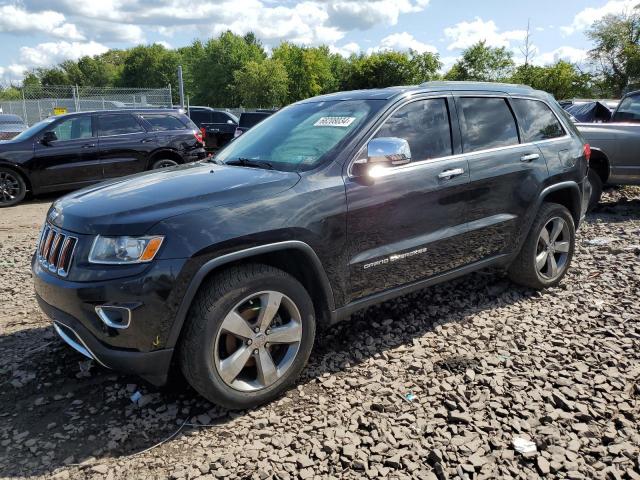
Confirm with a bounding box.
[330,254,510,324]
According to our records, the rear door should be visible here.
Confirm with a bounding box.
[97,113,156,178]
[206,111,237,148]
[453,95,548,261]
[345,96,473,300]
[33,115,102,188]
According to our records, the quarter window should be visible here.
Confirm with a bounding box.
[511,99,565,142]
[140,114,186,131]
[374,98,453,161]
[49,116,93,141]
[189,110,211,126]
[98,114,144,136]
[458,97,519,153]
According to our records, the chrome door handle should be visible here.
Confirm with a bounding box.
[438,168,465,180]
[81,143,96,149]
[520,153,540,162]
[140,138,155,143]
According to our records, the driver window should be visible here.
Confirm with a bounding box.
[49,116,93,141]
[374,98,453,161]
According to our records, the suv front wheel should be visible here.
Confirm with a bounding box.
[179,264,316,409]
[508,202,576,289]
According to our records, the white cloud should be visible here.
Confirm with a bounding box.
[329,42,361,57]
[444,17,526,50]
[18,41,109,68]
[369,32,438,54]
[0,5,84,40]
[562,0,639,35]
[534,46,589,65]
[326,0,430,30]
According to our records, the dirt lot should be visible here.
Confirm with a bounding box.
[0,189,639,480]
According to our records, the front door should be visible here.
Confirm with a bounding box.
[97,113,156,178]
[345,96,472,301]
[33,115,101,189]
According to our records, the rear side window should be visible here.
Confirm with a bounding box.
[511,99,565,142]
[612,94,640,122]
[189,109,211,125]
[457,97,519,153]
[98,114,144,136]
[374,98,452,161]
[239,113,270,128]
[212,112,235,124]
[140,114,186,131]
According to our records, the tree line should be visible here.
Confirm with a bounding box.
[1,7,638,106]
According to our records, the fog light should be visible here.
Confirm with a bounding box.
[95,305,132,329]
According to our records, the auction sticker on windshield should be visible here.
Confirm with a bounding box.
[314,116,356,127]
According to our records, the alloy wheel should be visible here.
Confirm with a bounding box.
[0,171,20,205]
[213,291,303,392]
[154,159,178,169]
[535,217,571,280]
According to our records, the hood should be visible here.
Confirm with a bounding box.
[50,162,300,235]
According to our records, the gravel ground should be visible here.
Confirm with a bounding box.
[0,189,639,480]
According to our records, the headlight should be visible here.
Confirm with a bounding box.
[88,235,164,264]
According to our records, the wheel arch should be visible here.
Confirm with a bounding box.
[589,148,610,184]
[0,160,32,193]
[165,241,335,349]
[538,181,581,226]
[147,149,183,169]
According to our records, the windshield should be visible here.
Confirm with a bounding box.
[9,117,56,142]
[217,99,385,171]
[613,94,640,122]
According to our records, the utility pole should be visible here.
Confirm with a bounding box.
[177,66,185,109]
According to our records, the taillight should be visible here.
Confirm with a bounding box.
[584,143,591,162]
[194,130,204,144]
[200,127,206,139]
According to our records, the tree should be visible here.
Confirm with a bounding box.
[445,41,515,82]
[341,50,441,90]
[511,61,593,99]
[587,5,640,96]
[118,44,180,89]
[233,59,289,107]
[272,43,335,103]
[191,32,266,106]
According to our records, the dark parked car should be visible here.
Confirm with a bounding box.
[33,82,589,409]
[188,107,238,150]
[234,110,276,138]
[572,90,640,209]
[0,113,27,140]
[0,109,205,207]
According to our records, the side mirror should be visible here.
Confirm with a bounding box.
[227,119,235,125]
[352,137,412,177]
[41,131,57,145]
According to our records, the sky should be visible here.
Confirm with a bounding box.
[0,0,638,85]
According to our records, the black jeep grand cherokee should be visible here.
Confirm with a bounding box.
[33,82,590,409]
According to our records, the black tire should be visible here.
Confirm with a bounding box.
[179,264,316,409]
[587,169,603,212]
[508,203,575,290]
[0,167,27,208]
[151,158,179,169]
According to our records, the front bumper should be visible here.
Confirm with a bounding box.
[38,294,173,385]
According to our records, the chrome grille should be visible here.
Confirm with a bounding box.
[36,224,78,277]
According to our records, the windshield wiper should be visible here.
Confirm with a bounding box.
[225,158,274,170]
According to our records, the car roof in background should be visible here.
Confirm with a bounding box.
[47,108,186,121]
[0,114,26,123]
[299,81,550,104]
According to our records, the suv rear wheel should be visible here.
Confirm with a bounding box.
[179,264,316,409]
[151,158,179,169]
[0,167,27,208]
[508,202,575,289]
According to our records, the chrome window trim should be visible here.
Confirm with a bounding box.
[347,93,574,178]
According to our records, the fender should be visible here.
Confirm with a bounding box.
[0,159,32,188]
[165,240,335,348]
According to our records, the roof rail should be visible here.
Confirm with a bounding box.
[419,80,534,90]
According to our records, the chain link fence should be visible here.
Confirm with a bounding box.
[0,85,173,126]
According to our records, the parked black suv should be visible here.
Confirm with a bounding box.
[0,109,205,207]
[188,106,238,150]
[33,82,589,409]
[233,110,276,138]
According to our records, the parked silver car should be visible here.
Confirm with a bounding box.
[575,90,640,209]
[0,114,27,141]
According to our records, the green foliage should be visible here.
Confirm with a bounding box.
[445,41,515,82]
[0,86,22,100]
[511,61,593,100]
[233,59,289,107]
[342,50,441,90]
[272,43,336,103]
[587,6,640,96]
[191,31,266,106]
[119,44,180,89]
